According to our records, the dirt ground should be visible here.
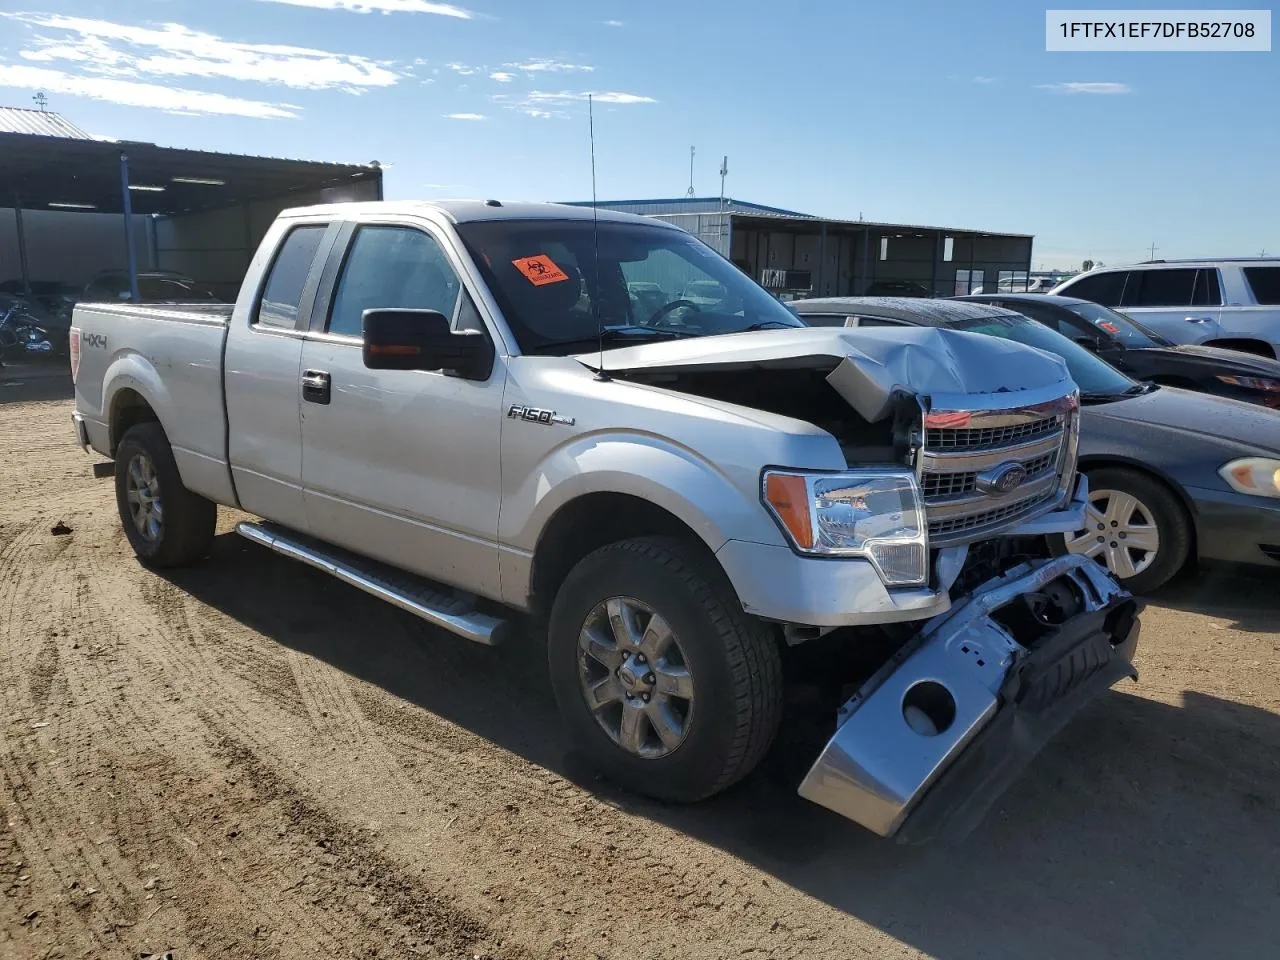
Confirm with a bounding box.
[2,367,1278,960]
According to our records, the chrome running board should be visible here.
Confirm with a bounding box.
[235,521,509,646]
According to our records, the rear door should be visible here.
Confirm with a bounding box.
[225,219,336,531]
[297,217,507,598]
[1119,267,1223,345]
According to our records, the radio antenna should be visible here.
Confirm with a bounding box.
[588,94,609,381]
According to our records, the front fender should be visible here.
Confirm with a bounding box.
[501,430,786,555]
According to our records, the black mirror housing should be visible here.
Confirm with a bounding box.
[362,309,493,380]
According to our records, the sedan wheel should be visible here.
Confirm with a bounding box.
[1060,466,1191,593]
[1065,488,1160,580]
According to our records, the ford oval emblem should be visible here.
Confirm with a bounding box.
[991,463,1028,494]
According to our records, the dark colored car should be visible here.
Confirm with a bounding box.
[957,293,1280,409]
[83,270,224,304]
[793,296,1280,593]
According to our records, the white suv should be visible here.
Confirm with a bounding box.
[1051,259,1280,358]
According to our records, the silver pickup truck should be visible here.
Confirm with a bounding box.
[70,200,1141,842]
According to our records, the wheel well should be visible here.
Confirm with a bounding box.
[1203,338,1275,359]
[529,493,717,619]
[1077,457,1198,569]
[109,388,160,455]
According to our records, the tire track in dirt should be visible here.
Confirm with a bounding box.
[80,536,522,958]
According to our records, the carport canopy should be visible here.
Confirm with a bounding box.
[0,130,381,299]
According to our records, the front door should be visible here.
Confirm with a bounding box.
[298,221,506,599]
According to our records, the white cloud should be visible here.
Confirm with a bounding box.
[973,75,997,84]
[601,19,625,27]
[0,63,297,118]
[505,58,594,73]
[526,89,655,104]
[489,71,514,82]
[1037,81,1132,95]
[256,0,473,16]
[490,88,655,119]
[444,112,485,120]
[5,13,400,93]
[447,63,478,75]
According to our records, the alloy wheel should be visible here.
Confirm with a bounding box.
[1065,487,1160,580]
[577,596,695,759]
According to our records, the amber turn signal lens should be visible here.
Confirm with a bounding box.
[764,473,813,549]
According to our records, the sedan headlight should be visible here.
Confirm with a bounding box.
[762,469,928,586]
[1219,458,1280,499]
[1216,375,1280,393]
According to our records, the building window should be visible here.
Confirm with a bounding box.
[955,269,985,295]
[879,237,889,261]
[943,237,954,262]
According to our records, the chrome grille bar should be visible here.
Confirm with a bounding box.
[918,391,1079,547]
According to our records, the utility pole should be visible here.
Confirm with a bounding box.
[686,146,695,197]
[718,155,728,209]
[1148,241,1158,260]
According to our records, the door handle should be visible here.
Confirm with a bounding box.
[1184,316,1214,324]
[301,369,331,405]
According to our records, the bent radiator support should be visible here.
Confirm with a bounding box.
[798,554,1140,842]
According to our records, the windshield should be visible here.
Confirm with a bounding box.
[949,312,1141,397]
[455,219,804,354]
[1064,301,1171,348]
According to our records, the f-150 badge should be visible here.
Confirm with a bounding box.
[507,404,575,426]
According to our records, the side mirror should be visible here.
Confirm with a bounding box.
[362,308,493,380]
[1073,336,1102,353]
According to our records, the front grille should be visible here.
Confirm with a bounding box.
[928,492,1053,539]
[925,416,1061,451]
[920,451,1058,501]
[919,397,1077,546]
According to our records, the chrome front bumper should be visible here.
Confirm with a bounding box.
[798,552,1140,843]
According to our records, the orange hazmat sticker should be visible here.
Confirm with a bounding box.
[512,254,569,286]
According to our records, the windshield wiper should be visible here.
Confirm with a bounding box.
[528,325,694,355]
[740,319,800,332]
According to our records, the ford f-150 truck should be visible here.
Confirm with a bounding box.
[70,200,1141,842]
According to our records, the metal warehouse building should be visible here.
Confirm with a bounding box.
[0,106,382,302]
[565,197,1033,300]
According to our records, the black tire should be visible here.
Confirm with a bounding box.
[1055,466,1191,593]
[114,422,216,567]
[547,536,782,803]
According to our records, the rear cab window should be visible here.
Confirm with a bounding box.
[1244,266,1280,305]
[256,224,327,329]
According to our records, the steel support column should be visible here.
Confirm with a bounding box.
[12,191,31,295]
[120,152,140,302]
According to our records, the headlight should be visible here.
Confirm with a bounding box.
[1219,458,1280,499]
[762,469,928,586]
[1216,375,1280,393]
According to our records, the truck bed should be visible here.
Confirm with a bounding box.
[72,301,236,506]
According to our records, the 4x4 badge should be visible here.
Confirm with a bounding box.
[507,404,575,427]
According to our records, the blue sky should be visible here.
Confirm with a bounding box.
[1,0,1276,269]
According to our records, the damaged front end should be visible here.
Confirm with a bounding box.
[797,552,1141,843]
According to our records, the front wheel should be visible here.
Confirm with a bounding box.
[547,536,782,803]
[1058,467,1191,593]
[114,422,217,567]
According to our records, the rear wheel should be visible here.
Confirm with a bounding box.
[547,536,782,803]
[1059,467,1190,593]
[115,422,216,567]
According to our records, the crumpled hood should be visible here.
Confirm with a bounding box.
[579,326,1074,422]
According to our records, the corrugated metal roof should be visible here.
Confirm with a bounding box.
[0,107,91,139]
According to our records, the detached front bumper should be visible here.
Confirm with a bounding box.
[798,553,1140,843]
